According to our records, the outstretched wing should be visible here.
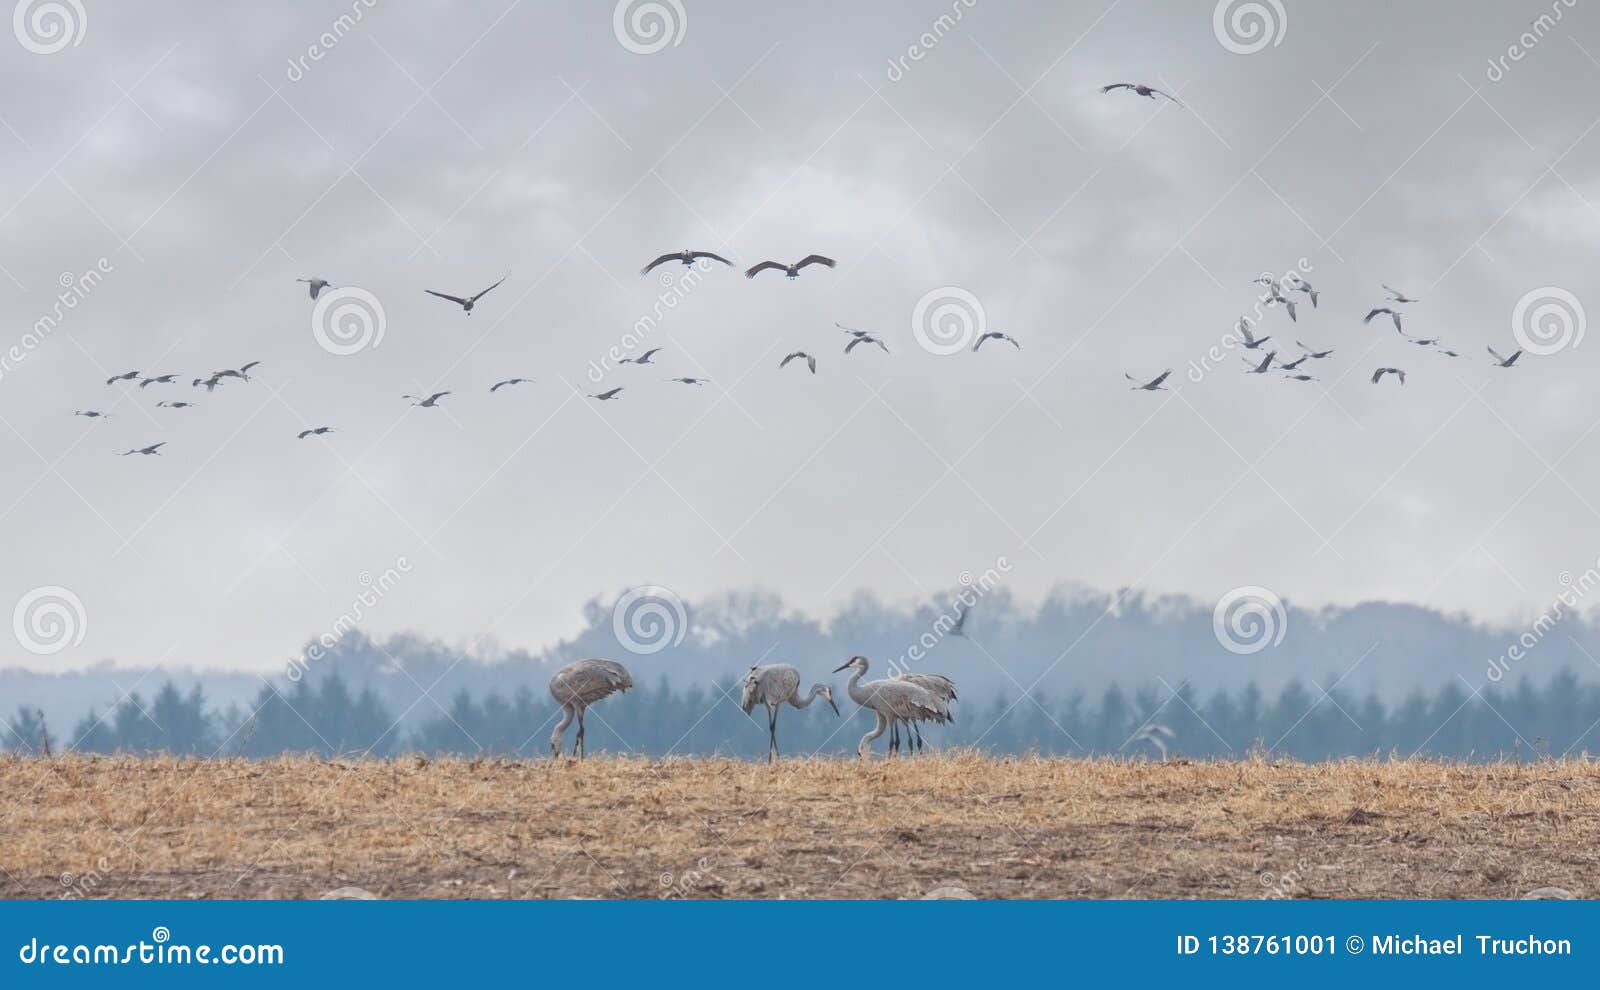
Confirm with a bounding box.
[425,289,468,305]
[689,251,733,266]
[1149,370,1172,387]
[1101,83,1134,93]
[795,254,835,271]
[745,261,785,278]
[640,253,679,275]
[470,274,508,303]
[806,354,817,374]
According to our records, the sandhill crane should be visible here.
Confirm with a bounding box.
[1100,82,1182,105]
[832,656,950,758]
[892,672,958,752]
[1266,290,1297,322]
[1364,307,1403,333]
[1488,346,1523,367]
[1243,351,1276,374]
[193,375,225,392]
[139,374,178,388]
[490,377,533,392]
[667,377,709,385]
[1297,341,1334,359]
[619,348,663,365]
[1278,354,1309,371]
[549,658,633,759]
[424,274,507,315]
[297,277,333,299]
[844,333,888,355]
[740,663,839,762]
[156,400,195,409]
[780,351,817,374]
[973,332,1021,351]
[297,427,335,439]
[1383,283,1419,303]
[1371,367,1406,385]
[745,255,835,279]
[404,391,450,407]
[105,370,140,385]
[641,250,733,275]
[120,442,166,456]
[73,410,107,418]
[1238,324,1271,349]
[1287,276,1319,308]
[950,600,971,637]
[216,361,260,382]
[590,387,624,400]
[1126,370,1172,391]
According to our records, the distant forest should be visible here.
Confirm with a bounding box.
[7,667,1600,762]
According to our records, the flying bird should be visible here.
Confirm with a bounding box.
[1487,346,1523,368]
[1296,341,1334,359]
[1266,290,1297,322]
[1371,367,1407,385]
[73,410,107,418]
[1364,307,1404,334]
[1278,354,1309,371]
[139,374,177,388]
[297,427,335,439]
[1410,337,1441,347]
[404,391,450,407]
[1100,82,1182,105]
[973,332,1021,351]
[667,377,709,385]
[192,375,225,392]
[156,401,195,409]
[424,273,507,315]
[1125,370,1172,391]
[549,658,633,759]
[590,387,624,400]
[489,378,534,392]
[640,249,733,275]
[1282,373,1318,382]
[297,277,333,299]
[780,351,817,374]
[1244,351,1276,374]
[745,255,835,279]
[120,442,166,456]
[216,361,261,382]
[740,663,839,763]
[105,370,140,385]
[844,334,889,355]
[1238,324,1272,349]
[1288,277,1319,308]
[1383,284,1419,303]
[950,600,971,637]
[619,348,663,365]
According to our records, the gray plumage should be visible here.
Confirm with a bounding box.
[833,656,950,758]
[549,658,633,759]
[740,663,839,762]
[892,671,959,752]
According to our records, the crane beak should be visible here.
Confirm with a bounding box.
[832,661,852,673]
[827,697,840,717]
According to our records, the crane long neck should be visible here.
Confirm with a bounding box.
[846,665,870,706]
[789,684,820,709]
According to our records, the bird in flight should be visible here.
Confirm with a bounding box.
[1125,370,1172,391]
[1296,341,1334,359]
[139,374,178,388]
[619,348,663,365]
[1243,351,1276,374]
[590,387,624,401]
[404,391,450,407]
[73,410,107,418]
[1238,324,1272,350]
[1410,337,1441,347]
[1436,347,1463,358]
[973,332,1021,351]
[1364,307,1404,334]
[490,378,534,392]
[1100,82,1182,105]
[745,255,835,280]
[951,600,972,637]
[192,375,225,392]
[105,370,140,385]
[1278,354,1309,371]
[780,351,818,374]
[120,442,166,456]
[640,250,733,276]
[1383,284,1419,304]
[666,377,709,385]
[216,361,261,382]
[297,277,333,300]
[297,427,335,439]
[1265,289,1298,322]
[424,274,507,314]
[1282,372,1318,383]
[1487,346,1523,368]
[156,401,195,409]
[1287,276,1319,308]
[1371,367,1407,385]
[836,323,889,353]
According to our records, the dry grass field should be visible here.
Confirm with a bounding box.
[2,753,1596,899]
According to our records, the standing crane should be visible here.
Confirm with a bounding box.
[832,656,949,758]
[548,658,633,759]
[892,672,958,753]
[740,663,839,762]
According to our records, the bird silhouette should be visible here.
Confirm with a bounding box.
[297,277,333,300]
[1364,307,1404,333]
[973,332,1021,351]
[745,255,835,279]
[1383,284,1419,303]
[640,250,733,275]
[297,427,335,439]
[590,387,624,400]
[105,370,140,385]
[403,391,450,407]
[1125,370,1172,391]
[780,351,817,373]
[1371,367,1407,385]
[138,374,177,388]
[619,348,663,365]
[489,378,534,392]
[1100,82,1182,105]
[424,274,507,314]
[667,377,708,385]
[1487,346,1523,368]
[120,442,166,456]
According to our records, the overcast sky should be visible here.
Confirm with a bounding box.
[3,0,1599,673]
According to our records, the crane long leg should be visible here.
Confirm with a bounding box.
[913,721,924,753]
[889,719,899,756]
[768,705,779,763]
[576,708,586,759]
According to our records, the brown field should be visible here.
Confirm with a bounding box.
[2,753,1596,899]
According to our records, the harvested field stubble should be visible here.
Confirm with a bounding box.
[2,753,1596,899]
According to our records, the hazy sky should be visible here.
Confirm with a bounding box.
[3,0,1600,673]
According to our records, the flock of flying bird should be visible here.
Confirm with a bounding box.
[547,651,961,760]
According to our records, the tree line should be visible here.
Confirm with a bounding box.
[6,668,1598,761]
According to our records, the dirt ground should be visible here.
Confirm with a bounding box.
[1,753,1595,899]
